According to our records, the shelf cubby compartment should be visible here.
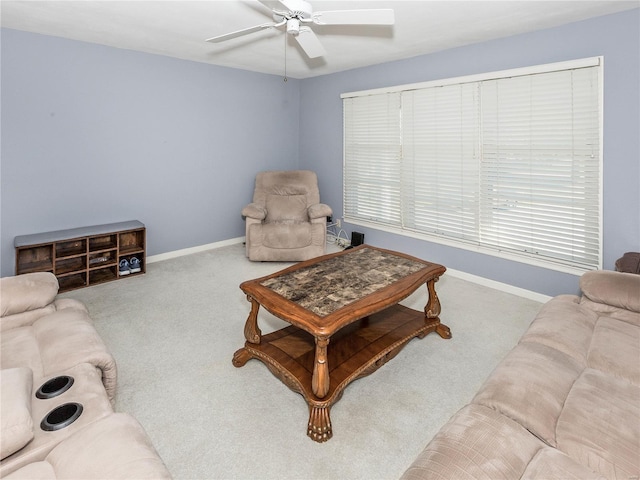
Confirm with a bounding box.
[89,250,117,268]
[121,253,146,276]
[55,256,87,276]
[89,234,117,252]
[16,245,53,274]
[57,272,87,291]
[55,239,86,258]
[89,266,117,285]
[119,230,145,256]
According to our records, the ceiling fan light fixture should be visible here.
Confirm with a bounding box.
[286,18,300,36]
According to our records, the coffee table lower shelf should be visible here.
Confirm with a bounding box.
[233,303,451,442]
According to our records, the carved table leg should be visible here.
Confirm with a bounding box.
[436,323,452,339]
[423,277,452,339]
[312,337,330,398]
[307,405,332,443]
[244,295,262,344]
[424,277,441,318]
[232,348,252,367]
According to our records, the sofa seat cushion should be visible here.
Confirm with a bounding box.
[556,369,640,479]
[472,342,583,446]
[0,368,34,460]
[401,404,580,480]
[0,309,117,402]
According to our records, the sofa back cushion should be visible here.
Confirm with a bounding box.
[1,273,58,318]
[580,270,640,314]
[472,342,583,446]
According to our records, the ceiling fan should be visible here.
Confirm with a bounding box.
[206,0,394,59]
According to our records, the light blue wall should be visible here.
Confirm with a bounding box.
[299,9,640,296]
[1,28,301,276]
[2,10,638,295]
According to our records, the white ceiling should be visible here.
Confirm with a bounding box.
[1,0,637,79]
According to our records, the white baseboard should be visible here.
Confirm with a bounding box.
[445,267,552,303]
[146,237,244,264]
[146,238,550,303]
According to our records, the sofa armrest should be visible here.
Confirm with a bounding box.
[241,203,267,220]
[6,414,172,479]
[0,367,34,460]
[580,270,640,313]
[308,203,332,220]
[1,273,59,319]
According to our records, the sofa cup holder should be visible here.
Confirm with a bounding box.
[40,403,83,432]
[36,375,74,399]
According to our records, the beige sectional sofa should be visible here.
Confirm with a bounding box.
[0,272,170,478]
[401,269,640,480]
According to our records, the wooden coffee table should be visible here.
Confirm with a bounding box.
[233,245,451,442]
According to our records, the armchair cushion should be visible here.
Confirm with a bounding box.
[265,194,308,223]
[0,368,34,460]
[253,222,317,249]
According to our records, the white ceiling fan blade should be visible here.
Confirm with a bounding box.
[257,0,283,10]
[313,9,394,26]
[206,23,275,43]
[294,27,326,58]
[257,0,292,14]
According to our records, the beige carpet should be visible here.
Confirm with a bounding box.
[61,243,543,480]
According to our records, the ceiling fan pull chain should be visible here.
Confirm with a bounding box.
[283,31,288,82]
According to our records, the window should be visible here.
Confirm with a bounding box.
[342,58,602,274]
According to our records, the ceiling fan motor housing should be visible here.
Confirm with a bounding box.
[273,0,313,28]
[282,0,313,19]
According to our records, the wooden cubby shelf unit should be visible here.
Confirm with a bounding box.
[15,220,146,292]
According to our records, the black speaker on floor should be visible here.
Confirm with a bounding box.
[351,231,365,247]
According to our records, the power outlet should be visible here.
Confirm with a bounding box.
[336,219,341,228]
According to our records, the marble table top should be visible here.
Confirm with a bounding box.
[260,247,428,317]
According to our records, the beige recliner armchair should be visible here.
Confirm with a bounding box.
[242,170,332,261]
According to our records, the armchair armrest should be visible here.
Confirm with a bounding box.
[241,203,267,220]
[308,203,332,220]
[1,273,59,319]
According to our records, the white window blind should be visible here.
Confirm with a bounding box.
[343,92,402,227]
[402,83,480,242]
[343,58,602,273]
